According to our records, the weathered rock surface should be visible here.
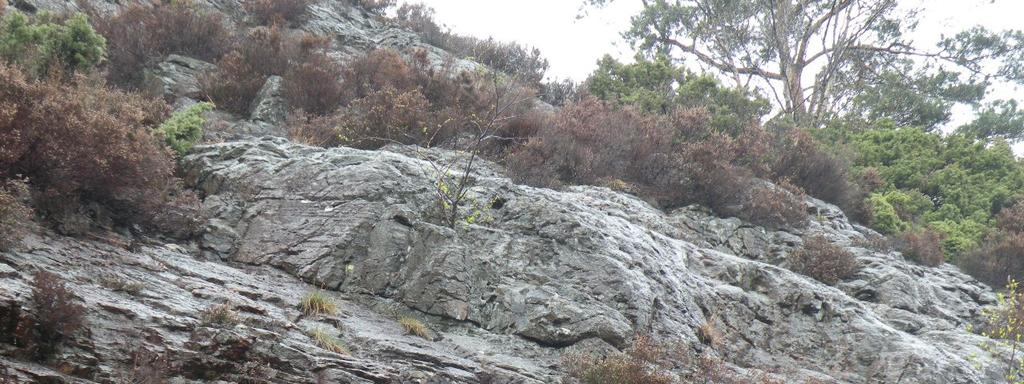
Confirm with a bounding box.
[143,55,217,103]
[0,137,1014,383]
[174,137,1006,383]
[3,1,1016,383]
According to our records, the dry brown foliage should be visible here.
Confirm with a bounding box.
[895,228,946,267]
[0,65,201,234]
[0,179,32,251]
[282,53,346,116]
[201,26,330,114]
[15,271,86,361]
[788,235,860,285]
[245,0,314,26]
[506,98,809,228]
[89,1,231,88]
[562,335,675,384]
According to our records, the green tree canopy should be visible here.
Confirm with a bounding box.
[586,0,1024,138]
[587,54,770,134]
[846,123,1024,257]
[0,11,105,79]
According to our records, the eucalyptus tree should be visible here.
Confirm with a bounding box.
[587,0,1024,133]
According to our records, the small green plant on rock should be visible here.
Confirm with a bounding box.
[299,290,338,316]
[308,326,348,354]
[973,278,1024,383]
[158,102,212,156]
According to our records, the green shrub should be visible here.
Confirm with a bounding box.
[867,193,908,235]
[159,102,212,156]
[0,11,105,79]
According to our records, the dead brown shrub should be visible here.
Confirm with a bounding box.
[0,179,32,251]
[507,98,808,228]
[0,65,200,234]
[15,271,86,361]
[894,228,945,267]
[562,335,675,384]
[281,53,346,116]
[89,2,232,88]
[338,86,432,149]
[356,0,396,15]
[961,233,1024,288]
[201,26,328,114]
[788,235,860,285]
[245,0,313,26]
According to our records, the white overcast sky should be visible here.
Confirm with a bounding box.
[415,0,1024,83]
[415,0,1024,139]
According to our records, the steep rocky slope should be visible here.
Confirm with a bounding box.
[0,137,1011,383]
[0,0,1016,383]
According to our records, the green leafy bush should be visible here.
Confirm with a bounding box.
[587,54,770,133]
[845,125,1024,260]
[0,11,105,79]
[867,193,909,235]
[159,102,212,156]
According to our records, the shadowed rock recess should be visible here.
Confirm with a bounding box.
[0,0,1017,383]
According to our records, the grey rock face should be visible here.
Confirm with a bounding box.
[143,55,217,103]
[0,137,1013,383]
[248,75,287,127]
[174,137,1009,383]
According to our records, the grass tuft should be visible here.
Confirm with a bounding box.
[300,290,339,316]
[398,316,431,340]
[308,327,348,354]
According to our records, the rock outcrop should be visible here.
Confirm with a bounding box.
[1,0,1015,383]
[0,138,1012,383]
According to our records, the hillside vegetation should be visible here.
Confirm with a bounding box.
[2,0,1024,381]
[1,0,1024,286]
